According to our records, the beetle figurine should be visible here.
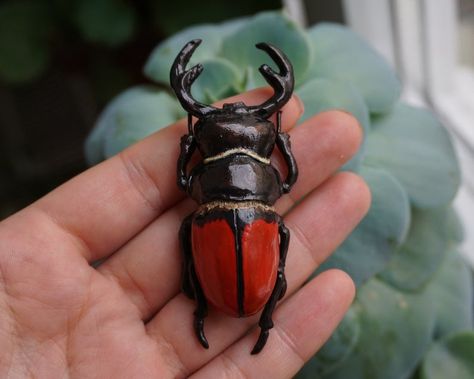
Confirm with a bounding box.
[170,39,298,354]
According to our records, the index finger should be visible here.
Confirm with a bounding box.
[25,88,304,261]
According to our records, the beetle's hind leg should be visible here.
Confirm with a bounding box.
[179,213,209,349]
[190,265,209,349]
[251,219,290,354]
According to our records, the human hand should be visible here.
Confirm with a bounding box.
[0,88,370,378]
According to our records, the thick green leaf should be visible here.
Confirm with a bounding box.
[296,308,360,378]
[85,86,182,164]
[428,250,473,338]
[446,207,464,243]
[305,23,401,113]
[317,167,410,287]
[316,279,435,379]
[420,332,474,379]
[296,77,370,171]
[365,103,460,208]
[379,207,450,292]
[186,57,241,103]
[0,1,53,83]
[144,24,224,84]
[220,10,312,87]
[74,0,136,47]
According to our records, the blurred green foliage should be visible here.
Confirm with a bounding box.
[0,0,279,97]
[0,1,54,83]
[84,9,473,379]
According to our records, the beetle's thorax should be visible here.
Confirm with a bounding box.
[194,103,276,163]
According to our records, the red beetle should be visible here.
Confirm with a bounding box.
[171,39,297,354]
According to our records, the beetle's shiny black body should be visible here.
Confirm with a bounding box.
[170,39,297,354]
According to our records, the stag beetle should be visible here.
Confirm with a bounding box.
[170,39,298,354]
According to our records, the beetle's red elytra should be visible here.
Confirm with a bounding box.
[170,39,298,354]
[192,207,279,317]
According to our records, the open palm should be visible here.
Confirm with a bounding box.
[0,88,370,378]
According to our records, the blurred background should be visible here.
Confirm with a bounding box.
[0,0,473,261]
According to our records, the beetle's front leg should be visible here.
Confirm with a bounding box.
[177,114,197,191]
[275,111,298,193]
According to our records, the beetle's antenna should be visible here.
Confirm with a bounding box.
[170,39,217,118]
[247,43,294,119]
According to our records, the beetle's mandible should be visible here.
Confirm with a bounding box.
[170,39,298,354]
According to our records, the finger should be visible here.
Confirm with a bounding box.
[23,88,304,262]
[192,270,355,379]
[99,111,362,319]
[274,110,363,211]
[143,172,370,378]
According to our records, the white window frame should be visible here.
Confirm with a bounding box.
[283,0,474,267]
[342,0,474,263]
[285,0,474,263]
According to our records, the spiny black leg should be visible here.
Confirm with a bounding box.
[176,114,196,191]
[276,110,298,193]
[179,213,194,299]
[251,272,285,354]
[179,212,209,348]
[190,266,209,349]
[251,220,290,354]
[277,222,289,300]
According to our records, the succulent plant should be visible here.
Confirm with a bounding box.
[85,10,474,378]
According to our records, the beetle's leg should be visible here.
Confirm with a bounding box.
[179,211,210,348]
[276,111,298,193]
[190,264,209,349]
[177,114,197,191]
[277,220,289,300]
[179,213,194,299]
[251,218,290,354]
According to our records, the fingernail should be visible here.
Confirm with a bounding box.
[293,93,305,116]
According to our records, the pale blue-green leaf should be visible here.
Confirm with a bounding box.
[379,207,451,292]
[216,15,252,36]
[305,23,400,113]
[189,57,241,103]
[220,10,312,87]
[296,308,360,378]
[365,103,460,208]
[428,250,473,338]
[144,24,223,84]
[144,15,251,81]
[85,86,182,164]
[74,0,136,47]
[103,87,182,158]
[86,86,171,164]
[316,279,435,379]
[0,1,53,83]
[296,78,370,171]
[420,332,474,379]
[316,167,410,287]
[447,207,464,243]
[242,67,258,92]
